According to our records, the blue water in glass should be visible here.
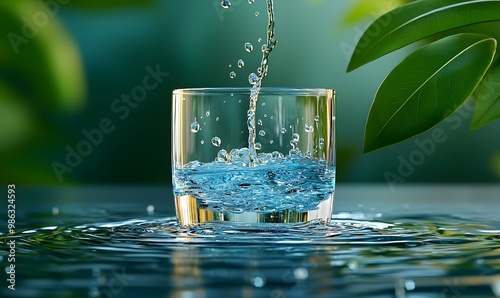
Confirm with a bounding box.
[173,154,335,213]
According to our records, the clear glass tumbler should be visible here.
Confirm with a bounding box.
[172,88,336,227]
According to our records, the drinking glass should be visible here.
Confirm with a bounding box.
[172,88,335,227]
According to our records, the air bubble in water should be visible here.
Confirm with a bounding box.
[211,137,221,147]
[261,44,268,52]
[319,138,325,148]
[217,149,228,161]
[305,125,314,133]
[258,37,262,43]
[245,42,253,53]
[269,140,274,144]
[229,71,236,79]
[206,111,210,117]
[216,117,220,122]
[314,115,320,122]
[259,130,266,136]
[255,12,259,16]
[248,0,254,4]
[292,133,300,142]
[257,119,263,126]
[281,128,286,134]
[255,142,262,150]
[237,59,245,68]
[200,140,205,145]
[249,73,259,85]
[221,0,231,9]
[191,120,200,133]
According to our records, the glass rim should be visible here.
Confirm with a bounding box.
[173,87,334,96]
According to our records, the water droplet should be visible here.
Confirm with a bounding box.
[206,111,210,117]
[92,267,101,277]
[221,0,231,9]
[257,119,263,126]
[272,151,283,158]
[292,133,300,142]
[250,276,265,288]
[314,115,320,122]
[229,71,236,79]
[318,138,325,150]
[255,142,262,150]
[404,280,416,291]
[200,140,205,145]
[248,0,254,4]
[347,261,358,270]
[258,37,262,43]
[281,128,287,134]
[237,59,245,68]
[294,268,309,280]
[259,130,266,136]
[88,287,100,298]
[217,149,228,161]
[211,137,221,147]
[249,73,259,85]
[146,205,155,215]
[191,120,200,133]
[244,42,253,53]
[305,124,314,133]
[255,12,259,16]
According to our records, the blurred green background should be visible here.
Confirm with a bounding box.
[1,0,499,185]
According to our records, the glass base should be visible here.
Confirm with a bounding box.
[174,194,334,227]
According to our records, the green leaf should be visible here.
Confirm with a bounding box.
[347,0,500,72]
[471,66,500,130]
[0,2,86,112]
[364,33,497,153]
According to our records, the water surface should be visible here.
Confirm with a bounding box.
[1,185,499,298]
